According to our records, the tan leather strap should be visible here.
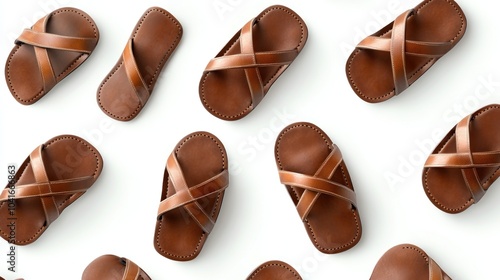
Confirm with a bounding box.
[0,145,94,226]
[455,115,486,202]
[356,9,453,95]
[16,29,97,53]
[31,145,58,225]
[122,39,150,106]
[357,37,452,57]
[204,17,298,109]
[389,9,411,94]
[14,13,97,93]
[0,177,94,200]
[279,145,357,221]
[424,151,500,168]
[206,52,298,71]
[428,258,445,280]
[424,115,500,203]
[121,258,140,280]
[240,18,264,108]
[157,153,229,233]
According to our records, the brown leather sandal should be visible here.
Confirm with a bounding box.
[370,243,451,280]
[346,0,467,103]
[199,5,308,121]
[154,132,229,261]
[0,135,103,245]
[82,254,151,280]
[274,122,362,253]
[423,104,500,213]
[246,260,302,280]
[5,7,99,105]
[97,7,182,121]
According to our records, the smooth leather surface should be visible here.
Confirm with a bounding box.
[346,0,466,103]
[370,244,451,280]
[274,122,361,253]
[423,104,500,213]
[5,7,99,105]
[97,7,182,121]
[199,5,308,120]
[154,131,229,261]
[246,260,302,280]
[0,135,103,245]
[81,254,151,280]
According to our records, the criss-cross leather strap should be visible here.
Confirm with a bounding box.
[122,39,150,106]
[0,145,94,226]
[356,9,453,95]
[278,145,357,221]
[121,258,141,280]
[157,152,229,234]
[424,114,500,203]
[204,17,299,109]
[14,13,97,93]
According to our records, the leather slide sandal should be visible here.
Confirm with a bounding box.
[199,5,308,121]
[97,7,182,121]
[154,131,229,261]
[246,260,302,280]
[5,7,99,105]
[423,104,500,213]
[274,122,362,253]
[82,254,151,280]
[370,243,451,280]
[0,135,103,245]
[346,0,467,103]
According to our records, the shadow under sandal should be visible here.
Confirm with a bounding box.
[274,122,362,254]
[199,5,308,121]
[0,135,103,245]
[154,132,229,261]
[5,7,99,105]
[82,254,151,280]
[370,243,451,280]
[246,260,302,280]
[346,0,467,103]
[423,104,500,213]
[97,7,182,121]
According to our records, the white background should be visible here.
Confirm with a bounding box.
[1,0,499,279]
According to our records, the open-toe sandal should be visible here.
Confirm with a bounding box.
[423,104,500,213]
[199,5,308,120]
[154,131,229,261]
[5,7,99,105]
[97,7,182,121]
[346,0,466,103]
[274,122,362,253]
[0,135,103,245]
